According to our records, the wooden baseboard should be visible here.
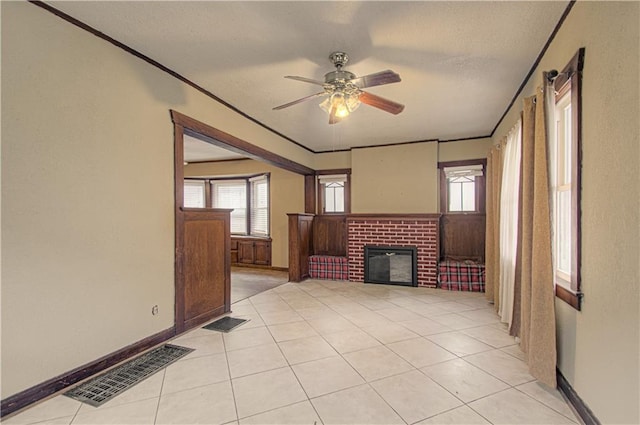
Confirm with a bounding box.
[1,327,175,419]
[270,266,289,272]
[232,264,288,272]
[557,369,601,425]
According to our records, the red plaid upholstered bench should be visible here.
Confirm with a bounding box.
[308,255,349,280]
[437,260,486,292]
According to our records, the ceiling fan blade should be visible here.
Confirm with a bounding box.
[273,91,326,110]
[350,70,401,89]
[284,76,326,86]
[359,91,405,115]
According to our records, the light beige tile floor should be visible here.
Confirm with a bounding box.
[4,279,580,425]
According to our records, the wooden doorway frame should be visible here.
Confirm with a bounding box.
[170,110,314,333]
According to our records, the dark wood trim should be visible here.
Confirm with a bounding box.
[1,327,175,419]
[439,135,492,143]
[345,173,351,214]
[438,159,487,214]
[491,0,577,137]
[553,48,585,308]
[270,266,289,272]
[28,1,313,155]
[313,136,491,154]
[182,304,227,331]
[315,168,352,175]
[554,48,584,94]
[557,369,601,425]
[233,264,286,271]
[171,111,314,176]
[437,159,487,169]
[555,284,582,310]
[174,122,186,334]
[316,170,352,215]
[304,175,316,214]
[287,213,315,282]
[350,139,438,151]
[347,213,441,221]
[186,157,252,165]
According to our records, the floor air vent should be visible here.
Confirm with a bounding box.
[65,344,193,407]
[203,316,248,332]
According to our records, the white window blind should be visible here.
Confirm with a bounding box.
[444,164,484,178]
[250,175,269,236]
[212,180,247,234]
[184,180,205,208]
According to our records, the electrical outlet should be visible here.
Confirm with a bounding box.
[151,305,159,315]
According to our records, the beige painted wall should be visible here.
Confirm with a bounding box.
[184,160,304,268]
[438,138,493,162]
[351,142,438,213]
[313,150,352,171]
[0,2,309,398]
[493,2,639,423]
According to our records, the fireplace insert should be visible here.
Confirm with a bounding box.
[364,245,418,287]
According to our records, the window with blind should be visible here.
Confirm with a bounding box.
[250,175,269,236]
[548,48,584,310]
[317,173,350,214]
[184,174,269,237]
[440,163,485,213]
[212,180,248,234]
[183,180,205,208]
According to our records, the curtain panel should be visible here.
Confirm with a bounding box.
[484,144,503,308]
[513,90,557,388]
[498,121,522,326]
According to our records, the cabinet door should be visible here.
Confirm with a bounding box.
[254,240,271,266]
[238,240,255,264]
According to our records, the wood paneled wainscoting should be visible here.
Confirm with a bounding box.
[440,213,486,262]
[313,215,347,257]
[287,213,314,282]
[177,208,231,333]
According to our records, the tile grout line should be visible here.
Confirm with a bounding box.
[151,369,166,425]
[256,300,326,424]
[221,331,241,424]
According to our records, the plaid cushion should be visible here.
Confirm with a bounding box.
[438,261,485,292]
[309,255,349,280]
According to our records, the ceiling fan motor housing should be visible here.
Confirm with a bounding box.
[329,51,349,69]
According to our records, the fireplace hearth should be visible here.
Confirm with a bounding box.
[364,245,418,287]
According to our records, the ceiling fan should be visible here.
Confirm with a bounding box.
[273,52,405,124]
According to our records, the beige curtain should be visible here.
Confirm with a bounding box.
[484,143,503,308]
[512,90,557,388]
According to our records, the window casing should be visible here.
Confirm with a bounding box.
[317,172,350,214]
[549,48,584,310]
[183,173,270,237]
[250,175,269,236]
[439,161,486,213]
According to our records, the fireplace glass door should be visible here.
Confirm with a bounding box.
[364,246,418,287]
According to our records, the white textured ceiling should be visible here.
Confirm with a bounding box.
[50,1,569,154]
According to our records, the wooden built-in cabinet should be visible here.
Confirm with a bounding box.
[231,236,272,266]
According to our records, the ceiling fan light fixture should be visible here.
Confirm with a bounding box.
[319,91,360,119]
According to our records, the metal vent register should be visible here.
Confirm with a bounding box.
[65,344,193,407]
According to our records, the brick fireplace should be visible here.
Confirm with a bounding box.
[347,214,440,287]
